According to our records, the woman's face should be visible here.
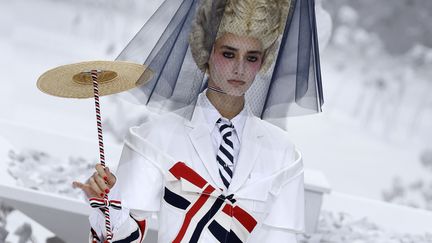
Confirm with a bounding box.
[207,32,264,96]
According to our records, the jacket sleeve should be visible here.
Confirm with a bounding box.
[89,209,151,243]
[249,171,304,243]
[88,123,168,242]
[249,147,305,243]
[249,224,299,243]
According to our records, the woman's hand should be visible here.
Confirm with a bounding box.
[72,163,116,199]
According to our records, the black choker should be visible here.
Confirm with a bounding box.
[207,85,226,94]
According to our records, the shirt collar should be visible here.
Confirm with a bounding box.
[198,90,248,141]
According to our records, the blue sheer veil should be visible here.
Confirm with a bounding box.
[115,0,323,128]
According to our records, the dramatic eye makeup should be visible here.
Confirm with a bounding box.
[247,56,259,62]
[219,45,262,62]
[223,51,235,58]
[246,50,262,63]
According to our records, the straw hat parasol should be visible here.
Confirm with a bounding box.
[37,60,153,98]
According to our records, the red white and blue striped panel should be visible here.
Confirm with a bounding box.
[89,215,147,243]
[164,162,258,243]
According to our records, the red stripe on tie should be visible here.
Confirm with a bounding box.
[232,206,257,233]
[169,162,207,188]
[172,185,215,243]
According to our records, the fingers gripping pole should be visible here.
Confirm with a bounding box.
[89,70,122,243]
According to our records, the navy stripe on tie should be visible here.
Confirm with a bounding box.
[219,145,234,162]
[222,132,233,148]
[216,118,234,190]
[216,156,233,177]
[219,124,232,131]
[219,170,230,188]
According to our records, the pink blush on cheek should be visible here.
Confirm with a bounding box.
[212,53,233,72]
[248,62,261,73]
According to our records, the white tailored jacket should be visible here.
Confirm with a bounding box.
[89,98,305,243]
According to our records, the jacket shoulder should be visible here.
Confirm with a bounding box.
[255,117,295,149]
[129,112,186,145]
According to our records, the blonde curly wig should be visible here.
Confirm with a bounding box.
[189,0,291,73]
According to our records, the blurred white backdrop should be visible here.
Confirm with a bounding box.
[1,0,432,242]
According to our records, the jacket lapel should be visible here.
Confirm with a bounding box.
[228,115,265,193]
[185,105,224,189]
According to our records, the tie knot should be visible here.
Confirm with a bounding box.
[216,118,234,133]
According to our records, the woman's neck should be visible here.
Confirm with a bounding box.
[205,89,244,120]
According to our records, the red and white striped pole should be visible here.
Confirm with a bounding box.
[88,69,120,243]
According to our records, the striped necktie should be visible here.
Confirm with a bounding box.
[216,118,235,190]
